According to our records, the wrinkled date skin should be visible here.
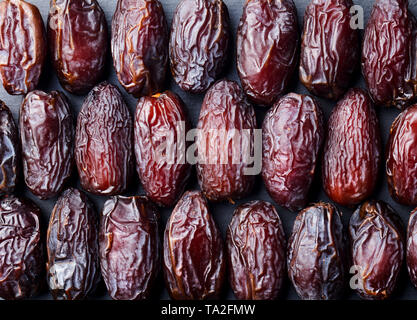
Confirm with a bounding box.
[163,191,225,300]
[0,196,43,300]
[362,0,417,108]
[236,0,299,106]
[169,0,230,93]
[323,88,381,207]
[349,201,404,300]
[100,196,160,300]
[407,208,417,289]
[0,0,46,95]
[226,201,286,300]
[299,0,360,100]
[0,101,19,196]
[76,82,133,195]
[20,90,74,199]
[196,80,256,202]
[287,203,345,300]
[46,188,99,300]
[386,104,417,206]
[135,91,191,207]
[112,0,168,97]
[262,93,324,212]
[48,0,108,95]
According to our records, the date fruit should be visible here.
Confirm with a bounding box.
[20,90,74,199]
[287,202,345,300]
[299,0,360,100]
[163,191,225,300]
[262,93,324,211]
[47,188,99,300]
[0,101,19,195]
[0,196,43,300]
[362,0,417,108]
[386,104,417,206]
[349,200,404,300]
[226,201,286,300]
[111,0,168,97]
[407,208,417,289]
[196,80,256,202]
[323,88,381,207]
[0,0,46,95]
[48,0,108,95]
[135,91,191,207]
[169,0,230,93]
[100,196,160,300]
[236,0,299,106]
[76,82,133,195]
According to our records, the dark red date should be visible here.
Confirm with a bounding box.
[407,207,417,289]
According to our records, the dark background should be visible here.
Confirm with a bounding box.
[1,0,417,300]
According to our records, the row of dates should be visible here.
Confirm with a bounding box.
[0,189,415,300]
[0,0,416,110]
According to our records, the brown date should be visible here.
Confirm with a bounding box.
[111,0,168,97]
[163,191,225,300]
[236,0,299,106]
[386,104,417,206]
[349,200,404,300]
[135,91,191,207]
[0,0,46,95]
[100,196,160,300]
[0,196,44,300]
[20,90,74,199]
[262,93,324,212]
[362,0,417,108]
[323,88,381,207]
[196,80,256,202]
[0,101,19,196]
[299,0,360,100]
[287,202,345,300]
[169,0,230,93]
[46,188,99,300]
[75,82,133,195]
[226,201,286,300]
[407,208,417,289]
[48,0,108,95]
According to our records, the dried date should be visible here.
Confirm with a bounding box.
[323,88,381,207]
[48,0,108,95]
[163,191,225,300]
[111,0,168,97]
[20,90,74,199]
[226,201,286,300]
[75,82,133,195]
[349,200,404,300]
[407,208,417,289]
[287,202,345,300]
[0,196,43,300]
[0,0,46,95]
[169,0,230,93]
[262,93,324,211]
[299,0,360,100]
[47,188,99,300]
[135,91,191,207]
[236,0,299,106]
[100,196,160,300]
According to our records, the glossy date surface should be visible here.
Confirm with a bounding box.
[20,90,74,199]
[47,188,99,300]
[163,191,225,300]
[100,196,160,300]
[407,208,417,289]
[262,93,324,211]
[48,0,108,95]
[0,0,46,95]
[226,201,286,300]
[169,0,230,93]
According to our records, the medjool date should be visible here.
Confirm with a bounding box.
[407,208,417,289]
[20,90,74,199]
[169,0,230,93]
[226,201,286,300]
[262,93,324,212]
